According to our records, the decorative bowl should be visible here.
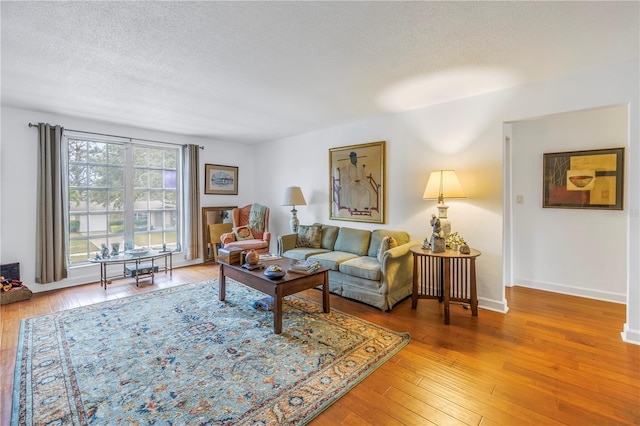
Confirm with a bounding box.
[126,248,149,256]
[264,269,286,280]
[264,265,285,279]
[568,175,593,188]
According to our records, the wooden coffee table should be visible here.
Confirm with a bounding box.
[219,258,330,334]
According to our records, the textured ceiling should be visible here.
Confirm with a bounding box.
[2,1,638,143]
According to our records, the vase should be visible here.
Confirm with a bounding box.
[245,249,259,265]
[111,242,120,256]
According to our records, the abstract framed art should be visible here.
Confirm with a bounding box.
[204,164,238,195]
[329,141,385,223]
[543,147,624,210]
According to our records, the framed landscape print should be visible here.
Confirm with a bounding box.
[204,164,238,195]
[543,147,624,210]
[329,141,385,223]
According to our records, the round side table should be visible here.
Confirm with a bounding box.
[410,246,481,325]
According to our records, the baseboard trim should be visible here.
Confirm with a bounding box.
[621,324,640,346]
[478,297,509,313]
[514,279,626,304]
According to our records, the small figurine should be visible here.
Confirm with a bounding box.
[430,214,446,253]
[422,238,430,249]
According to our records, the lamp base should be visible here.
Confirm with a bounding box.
[436,203,449,219]
[289,208,299,233]
[439,217,452,239]
[436,203,452,238]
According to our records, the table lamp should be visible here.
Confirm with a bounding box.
[281,186,307,233]
[423,170,466,238]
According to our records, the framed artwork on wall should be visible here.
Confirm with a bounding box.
[204,164,238,195]
[543,147,624,210]
[329,141,386,223]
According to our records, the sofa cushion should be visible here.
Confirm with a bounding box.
[333,227,371,256]
[339,256,382,281]
[224,239,268,251]
[296,225,322,248]
[376,236,398,262]
[309,251,359,270]
[283,247,330,261]
[317,223,340,250]
[368,229,411,258]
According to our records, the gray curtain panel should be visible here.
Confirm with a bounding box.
[182,144,200,260]
[36,123,68,283]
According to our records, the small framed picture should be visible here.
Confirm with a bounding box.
[205,164,238,195]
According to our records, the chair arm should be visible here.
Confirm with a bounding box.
[262,231,271,244]
[382,241,415,261]
[379,241,419,295]
[221,232,236,245]
[277,233,298,256]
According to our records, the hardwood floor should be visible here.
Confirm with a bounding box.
[2,264,639,425]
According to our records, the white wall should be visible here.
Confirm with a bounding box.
[252,59,639,343]
[255,93,508,312]
[2,59,638,344]
[0,106,255,292]
[511,106,628,302]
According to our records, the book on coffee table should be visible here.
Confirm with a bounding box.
[259,253,282,260]
[289,260,321,274]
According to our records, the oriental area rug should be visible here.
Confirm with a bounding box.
[12,279,409,425]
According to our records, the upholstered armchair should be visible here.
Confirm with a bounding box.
[220,204,271,254]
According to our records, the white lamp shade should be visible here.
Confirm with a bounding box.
[281,186,307,206]
[423,170,466,200]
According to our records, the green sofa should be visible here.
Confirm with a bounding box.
[277,223,418,310]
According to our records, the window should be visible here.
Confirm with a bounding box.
[67,137,181,265]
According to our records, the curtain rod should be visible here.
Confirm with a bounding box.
[28,122,204,149]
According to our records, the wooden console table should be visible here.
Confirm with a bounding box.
[90,250,173,290]
[410,246,480,325]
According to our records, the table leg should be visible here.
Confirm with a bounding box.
[135,259,140,287]
[274,288,283,334]
[470,258,478,317]
[102,263,107,290]
[219,264,226,301]
[151,258,155,285]
[322,270,330,313]
[163,254,167,275]
[443,259,451,325]
[411,254,418,309]
[438,258,444,303]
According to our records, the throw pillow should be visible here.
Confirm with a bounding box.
[296,225,322,248]
[376,236,398,262]
[233,225,254,241]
